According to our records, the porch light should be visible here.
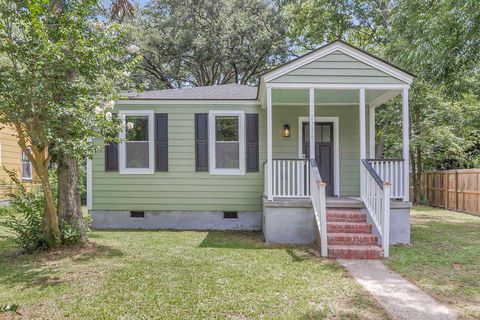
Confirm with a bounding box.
[283,124,290,137]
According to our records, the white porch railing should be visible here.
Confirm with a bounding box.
[309,160,328,257]
[368,159,404,199]
[361,159,391,257]
[272,159,310,198]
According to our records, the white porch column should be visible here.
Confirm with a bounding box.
[309,88,315,161]
[369,106,375,158]
[359,88,366,159]
[267,86,273,201]
[402,88,410,202]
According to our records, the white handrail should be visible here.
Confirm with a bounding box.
[309,160,328,257]
[368,159,404,199]
[361,160,391,257]
[272,159,310,198]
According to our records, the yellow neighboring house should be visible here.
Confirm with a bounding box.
[0,125,37,202]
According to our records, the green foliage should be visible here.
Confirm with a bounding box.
[0,171,48,252]
[0,168,87,251]
[133,0,289,88]
[60,221,84,245]
[286,0,480,178]
[0,304,19,313]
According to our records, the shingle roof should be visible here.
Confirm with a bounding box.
[129,83,258,100]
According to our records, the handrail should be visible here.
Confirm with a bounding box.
[362,159,384,190]
[366,158,404,162]
[360,159,391,257]
[309,159,328,257]
[272,158,310,161]
[309,159,322,184]
[367,159,405,199]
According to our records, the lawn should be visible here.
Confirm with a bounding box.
[386,206,480,320]
[0,227,388,319]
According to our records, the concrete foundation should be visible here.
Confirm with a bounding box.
[90,210,262,231]
[365,201,411,245]
[262,199,316,245]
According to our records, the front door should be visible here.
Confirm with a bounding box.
[302,122,334,195]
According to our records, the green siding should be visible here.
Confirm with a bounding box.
[272,51,405,84]
[92,103,266,212]
[271,104,362,196]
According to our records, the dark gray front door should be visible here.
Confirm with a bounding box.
[303,122,334,195]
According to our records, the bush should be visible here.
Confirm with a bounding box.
[0,181,48,252]
[0,168,86,252]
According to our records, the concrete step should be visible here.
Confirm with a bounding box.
[327,210,367,222]
[328,245,382,259]
[327,222,372,233]
[327,233,378,245]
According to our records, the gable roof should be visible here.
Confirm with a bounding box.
[129,83,257,100]
[261,40,415,85]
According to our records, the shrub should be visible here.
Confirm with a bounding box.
[0,172,48,252]
[0,168,86,252]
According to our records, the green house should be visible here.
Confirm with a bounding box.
[88,40,415,259]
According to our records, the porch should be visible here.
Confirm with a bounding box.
[257,41,415,258]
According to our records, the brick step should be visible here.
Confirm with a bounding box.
[327,211,367,222]
[327,233,378,245]
[328,245,382,259]
[327,222,372,233]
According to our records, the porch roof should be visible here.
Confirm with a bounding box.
[258,40,415,108]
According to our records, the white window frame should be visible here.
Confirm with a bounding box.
[209,110,245,175]
[21,147,33,181]
[119,110,155,175]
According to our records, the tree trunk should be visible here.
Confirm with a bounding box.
[40,171,61,244]
[415,145,423,203]
[57,150,84,234]
[411,147,418,203]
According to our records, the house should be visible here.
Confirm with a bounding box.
[87,40,414,259]
[0,125,37,202]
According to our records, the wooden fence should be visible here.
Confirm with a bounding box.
[419,169,480,216]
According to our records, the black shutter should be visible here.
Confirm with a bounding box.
[155,113,168,171]
[246,113,259,172]
[195,113,208,171]
[105,142,118,171]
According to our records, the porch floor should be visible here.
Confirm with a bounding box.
[263,196,411,209]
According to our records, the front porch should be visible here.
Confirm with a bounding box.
[257,41,415,258]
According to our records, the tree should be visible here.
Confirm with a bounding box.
[133,0,289,89]
[0,0,139,245]
[287,0,480,202]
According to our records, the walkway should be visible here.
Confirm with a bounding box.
[338,260,457,320]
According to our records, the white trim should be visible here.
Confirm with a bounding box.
[116,100,260,106]
[309,88,315,163]
[402,88,410,202]
[208,110,245,175]
[267,88,273,200]
[21,147,33,181]
[269,102,360,106]
[298,116,340,196]
[369,89,402,108]
[369,106,376,158]
[266,83,409,90]
[119,110,155,174]
[263,42,414,84]
[86,158,92,210]
[359,88,366,159]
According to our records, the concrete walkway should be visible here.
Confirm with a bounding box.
[338,260,457,320]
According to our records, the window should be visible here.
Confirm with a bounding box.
[209,111,245,175]
[21,148,33,181]
[119,111,154,174]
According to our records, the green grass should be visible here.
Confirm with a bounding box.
[0,226,388,319]
[386,206,480,320]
